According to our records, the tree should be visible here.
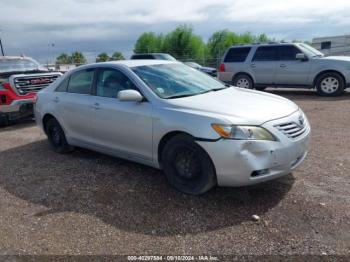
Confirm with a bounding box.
[110,51,125,60]
[56,53,71,64]
[162,25,206,60]
[70,51,87,64]
[134,32,162,53]
[96,52,110,62]
[207,30,272,59]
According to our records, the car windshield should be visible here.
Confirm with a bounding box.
[0,58,41,73]
[185,62,201,68]
[132,63,226,99]
[298,43,324,57]
[156,54,177,61]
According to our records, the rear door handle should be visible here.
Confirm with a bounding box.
[92,102,100,110]
[53,97,60,103]
[280,64,286,68]
[250,63,256,68]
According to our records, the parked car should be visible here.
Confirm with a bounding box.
[0,56,61,125]
[184,61,217,77]
[219,42,350,96]
[130,53,177,61]
[35,60,310,195]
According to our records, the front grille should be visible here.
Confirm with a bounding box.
[13,74,60,95]
[275,121,308,139]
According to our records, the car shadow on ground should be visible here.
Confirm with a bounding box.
[0,118,35,132]
[266,88,350,101]
[0,140,295,236]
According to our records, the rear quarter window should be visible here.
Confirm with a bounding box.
[224,47,251,62]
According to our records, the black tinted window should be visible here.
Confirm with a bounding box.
[67,70,94,94]
[224,47,251,62]
[278,45,300,60]
[321,41,331,49]
[131,54,154,59]
[96,69,137,98]
[252,46,278,61]
[55,76,69,92]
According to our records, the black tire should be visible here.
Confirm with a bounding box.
[316,72,345,96]
[0,114,9,127]
[161,134,217,195]
[233,74,254,89]
[45,118,74,154]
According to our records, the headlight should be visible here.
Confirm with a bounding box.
[211,124,276,141]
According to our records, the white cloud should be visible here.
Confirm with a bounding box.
[1,0,350,61]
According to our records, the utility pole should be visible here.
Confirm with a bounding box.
[0,29,4,56]
[0,38,4,56]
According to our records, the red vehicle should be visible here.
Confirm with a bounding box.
[0,56,61,125]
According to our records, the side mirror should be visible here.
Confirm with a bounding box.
[296,53,307,61]
[118,90,143,102]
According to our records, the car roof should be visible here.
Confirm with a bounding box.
[0,56,32,60]
[229,42,300,48]
[95,59,178,68]
[131,53,170,56]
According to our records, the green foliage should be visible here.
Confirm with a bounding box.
[134,32,163,53]
[110,51,125,61]
[56,52,87,65]
[133,26,273,62]
[70,51,87,64]
[96,52,110,62]
[56,53,71,64]
[207,30,273,59]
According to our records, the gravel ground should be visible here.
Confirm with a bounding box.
[0,89,349,258]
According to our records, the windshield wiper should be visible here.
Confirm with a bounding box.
[166,93,197,99]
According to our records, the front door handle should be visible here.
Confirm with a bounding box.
[280,64,286,68]
[53,97,59,103]
[92,102,100,110]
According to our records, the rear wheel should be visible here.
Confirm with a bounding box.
[233,74,254,89]
[316,72,345,96]
[45,118,74,154]
[161,134,217,195]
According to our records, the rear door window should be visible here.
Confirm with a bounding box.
[224,47,251,62]
[252,46,278,61]
[67,69,94,94]
[278,45,301,61]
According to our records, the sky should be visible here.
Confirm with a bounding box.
[1,0,350,63]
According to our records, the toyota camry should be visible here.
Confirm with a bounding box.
[35,60,310,195]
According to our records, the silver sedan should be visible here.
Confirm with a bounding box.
[35,60,310,195]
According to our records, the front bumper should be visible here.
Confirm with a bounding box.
[197,112,311,187]
[0,99,34,120]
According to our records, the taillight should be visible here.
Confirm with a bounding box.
[219,63,225,72]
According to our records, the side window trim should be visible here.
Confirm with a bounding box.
[93,67,147,101]
[55,75,71,92]
[66,68,95,95]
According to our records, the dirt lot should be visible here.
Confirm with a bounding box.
[0,89,349,258]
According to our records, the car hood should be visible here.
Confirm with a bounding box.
[318,56,350,62]
[165,87,299,125]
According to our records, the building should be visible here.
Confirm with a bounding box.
[312,34,350,56]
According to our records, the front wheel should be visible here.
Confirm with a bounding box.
[316,72,345,96]
[161,134,217,195]
[233,74,254,89]
[45,118,74,154]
